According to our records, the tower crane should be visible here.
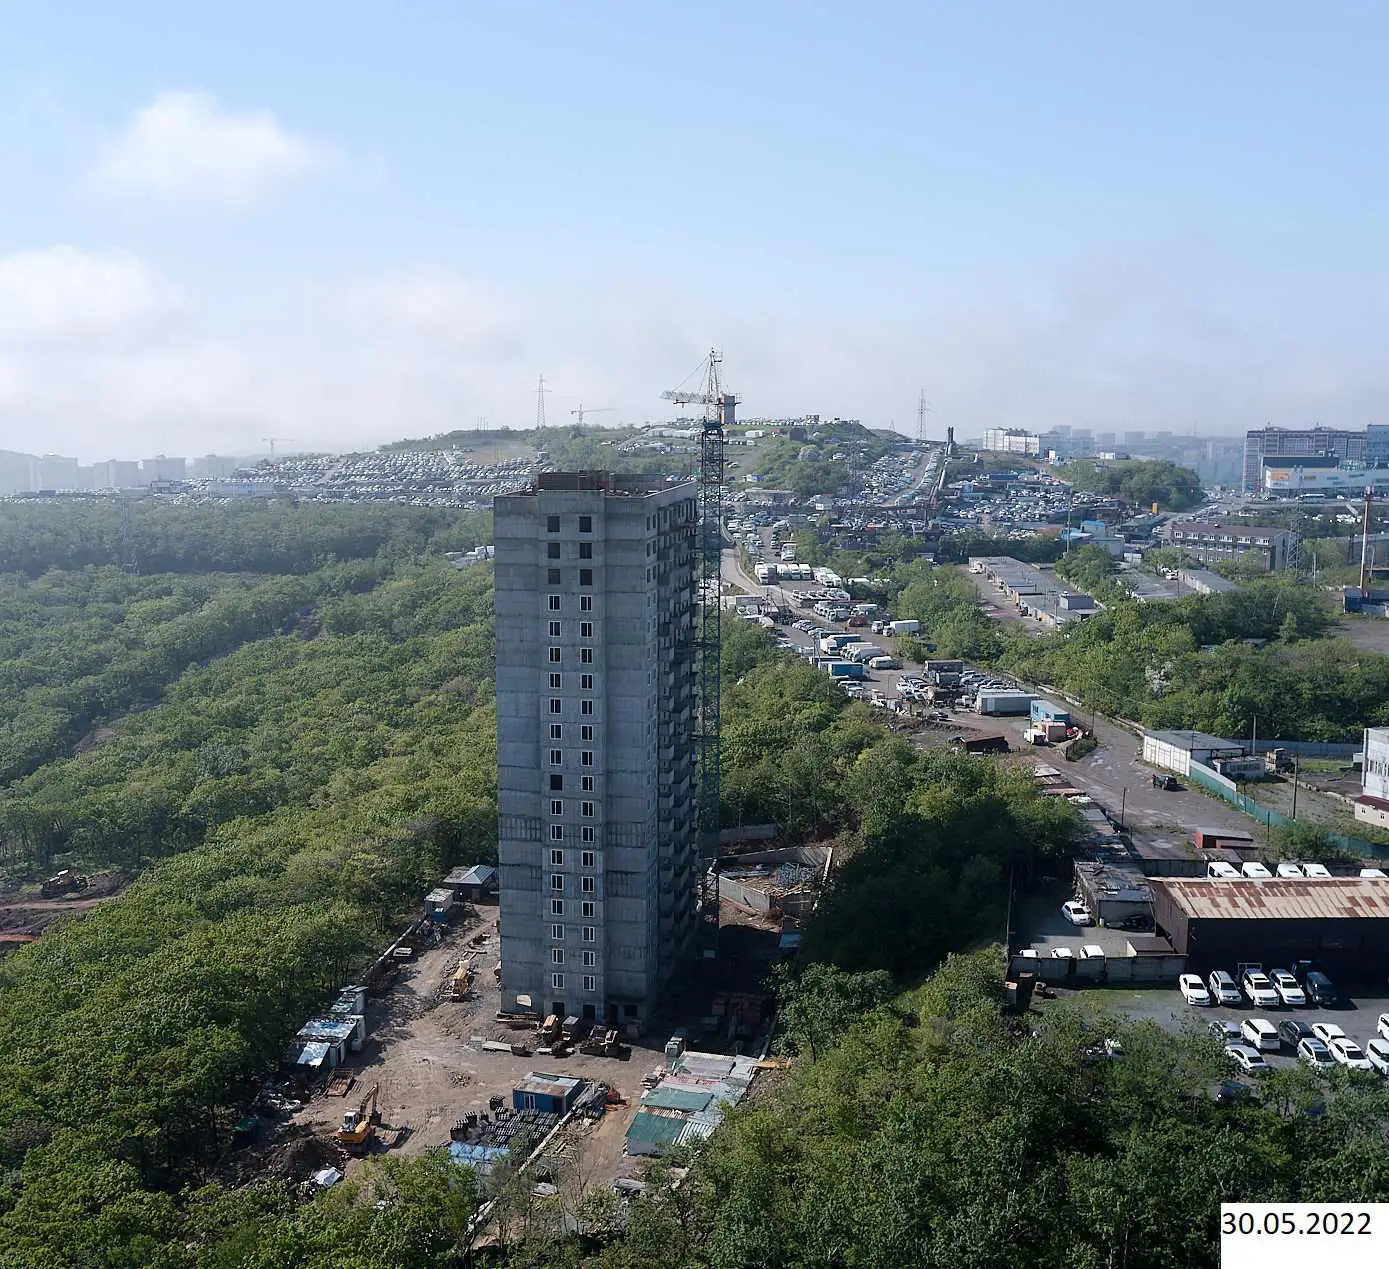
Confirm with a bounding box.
[570,404,615,427]
[662,349,738,961]
[261,437,294,457]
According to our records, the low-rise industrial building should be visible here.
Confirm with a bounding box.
[1141,729,1246,777]
[1152,877,1389,979]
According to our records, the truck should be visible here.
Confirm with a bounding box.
[841,642,880,662]
[868,655,901,671]
[975,690,1036,716]
[820,634,854,654]
[923,659,965,676]
[952,734,1011,755]
[888,620,920,636]
[1029,698,1072,726]
[825,660,867,680]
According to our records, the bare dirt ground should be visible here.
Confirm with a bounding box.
[288,907,670,1185]
[0,873,126,938]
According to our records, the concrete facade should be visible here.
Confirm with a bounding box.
[494,472,699,1027]
[1356,727,1389,828]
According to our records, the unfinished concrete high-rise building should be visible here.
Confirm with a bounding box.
[493,472,699,1027]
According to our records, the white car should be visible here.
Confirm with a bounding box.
[1240,970,1279,1009]
[1359,868,1387,879]
[1269,969,1306,1007]
[1379,1013,1389,1043]
[1240,1018,1280,1052]
[1303,863,1332,878]
[1328,1037,1375,1072]
[1178,973,1211,1005]
[1367,1039,1389,1076]
[1051,947,1076,959]
[1225,1044,1272,1075]
[1061,901,1093,927]
[1298,1037,1336,1071]
[1276,862,1305,878]
[1208,971,1242,1006]
[1311,1022,1347,1046]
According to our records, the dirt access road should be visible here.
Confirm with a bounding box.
[0,874,126,939]
[292,907,666,1184]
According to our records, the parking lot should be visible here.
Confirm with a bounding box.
[1048,974,1389,1078]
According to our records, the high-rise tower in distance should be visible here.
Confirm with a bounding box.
[493,471,700,1028]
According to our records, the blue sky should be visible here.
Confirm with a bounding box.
[1,2,1387,458]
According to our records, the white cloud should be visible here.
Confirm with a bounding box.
[7,249,1389,463]
[88,91,324,207]
[0,247,184,346]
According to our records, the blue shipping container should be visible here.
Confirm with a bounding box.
[1030,698,1071,725]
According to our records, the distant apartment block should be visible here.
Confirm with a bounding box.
[142,455,188,482]
[982,428,1040,456]
[493,471,700,1027]
[1159,521,1301,570]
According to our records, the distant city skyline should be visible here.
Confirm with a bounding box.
[4,5,1389,456]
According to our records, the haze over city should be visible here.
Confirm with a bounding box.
[4,2,1389,460]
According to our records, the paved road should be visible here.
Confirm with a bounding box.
[724,549,1262,842]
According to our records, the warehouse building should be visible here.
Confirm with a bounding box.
[1152,877,1389,979]
[1141,729,1246,778]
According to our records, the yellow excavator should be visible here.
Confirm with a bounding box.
[337,1083,379,1155]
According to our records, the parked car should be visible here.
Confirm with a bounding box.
[1297,968,1339,1006]
[1276,862,1305,878]
[1061,901,1093,926]
[1051,947,1076,959]
[1240,1018,1279,1052]
[1277,1019,1314,1050]
[1298,1037,1336,1071]
[1379,1013,1389,1043]
[1302,863,1332,877]
[1311,1022,1348,1046]
[1207,970,1242,1006]
[1208,1019,1242,1041]
[1328,1037,1374,1072]
[1367,1039,1389,1076]
[1178,973,1211,1005]
[1225,1044,1272,1075]
[1269,969,1305,1007]
[1241,969,1279,1009]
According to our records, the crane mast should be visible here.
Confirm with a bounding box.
[662,349,737,959]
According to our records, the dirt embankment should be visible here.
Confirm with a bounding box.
[0,873,127,938]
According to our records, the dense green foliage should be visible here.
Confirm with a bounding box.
[720,623,1077,978]
[0,514,499,1263]
[0,501,488,577]
[746,423,891,499]
[1064,458,1204,509]
[890,561,1009,662]
[932,531,1065,564]
[1000,579,1389,740]
[1053,543,1120,598]
[582,950,1389,1269]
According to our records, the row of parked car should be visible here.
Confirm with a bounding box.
[1180,965,1336,1009]
[1213,1015,1389,1077]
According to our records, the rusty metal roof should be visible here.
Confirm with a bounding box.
[1158,877,1389,921]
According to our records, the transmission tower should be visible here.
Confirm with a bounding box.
[662,349,737,960]
[916,390,931,442]
[536,374,551,430]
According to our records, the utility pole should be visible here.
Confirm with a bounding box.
[1291,754,1299,821]
[1119,788,1127,832]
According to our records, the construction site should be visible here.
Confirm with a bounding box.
[218,890,785,1198]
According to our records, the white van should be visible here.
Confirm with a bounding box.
[1276,862,1305,878]
[1360,868,1388,879]
[1303,863,1332,878]
[1240,862,1273,879]
[868,656,901,671]
[1207,862,1239,878]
